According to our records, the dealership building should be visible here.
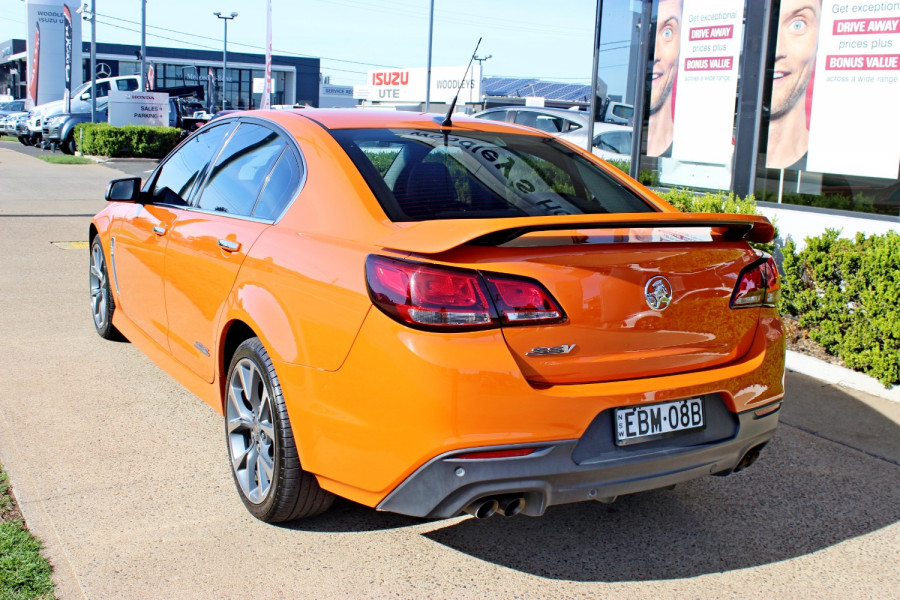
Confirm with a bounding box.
[1,38,322,109]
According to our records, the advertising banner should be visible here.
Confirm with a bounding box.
[25,0,83,107]
[364,65,482,104]
[63,4,72,111]
[670,0,744,164]
[806,1,900,178]
[766,0,900,179]
[108,90,170,127]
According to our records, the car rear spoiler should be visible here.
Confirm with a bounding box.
[376,213,775,255]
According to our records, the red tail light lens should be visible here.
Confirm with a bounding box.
[366,256,494,328]
[365,255,566,330]
[484,276,565,325]
[731,256,780,309]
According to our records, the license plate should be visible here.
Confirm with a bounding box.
[615,398,705,446]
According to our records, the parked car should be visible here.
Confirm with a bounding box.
[43,101,109,154]
[592,124,633,162]
[18,75,140,146]
[603,100,634,125]
[13,112,34,145]
[90,109,784,523]
[0,111,27,136]
[473,106,633,161]
[0,100,26,116]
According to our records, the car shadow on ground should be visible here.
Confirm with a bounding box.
[276,497,431,533]
[418,374,900,582]
[282,373,900,579]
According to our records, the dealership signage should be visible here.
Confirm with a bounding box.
[108,90,170,127]
[360,65,482,103]
[25,0,83,107]
[671,0,745,165]
[806,1,900,179]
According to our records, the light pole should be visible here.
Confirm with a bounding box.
[77,1,97,123]
[425,0,434,112]
[213,11,238,111]
[140,0,147,91]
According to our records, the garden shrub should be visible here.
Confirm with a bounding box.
[74,122,183,158]
[604,159,659,187]
[781,229,900,386]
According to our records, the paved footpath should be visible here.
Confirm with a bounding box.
[1,143,898,599]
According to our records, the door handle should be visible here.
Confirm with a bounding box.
[152,225,166,236]
[218,239,241,252]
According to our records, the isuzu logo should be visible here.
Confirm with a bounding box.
[645,276,673,311]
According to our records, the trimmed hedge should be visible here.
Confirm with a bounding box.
[73,122,183,158]
[780,230,900,386]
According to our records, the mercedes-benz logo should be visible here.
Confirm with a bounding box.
[95,62,112,78]
[645,276,673,311]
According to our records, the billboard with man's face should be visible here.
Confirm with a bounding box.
[767,0,900,179]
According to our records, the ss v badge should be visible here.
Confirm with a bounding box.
[526,344,576,357]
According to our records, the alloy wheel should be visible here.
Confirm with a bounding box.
[89,242,108,331]
[227,358,277,504]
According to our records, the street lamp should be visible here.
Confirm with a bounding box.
[213,11,238,111]
[77,1,97,123]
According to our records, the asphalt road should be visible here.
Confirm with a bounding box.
[1,141,898,599]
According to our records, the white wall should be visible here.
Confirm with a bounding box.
[757,202,898,251]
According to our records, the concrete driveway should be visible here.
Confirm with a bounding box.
[1,143,898,599]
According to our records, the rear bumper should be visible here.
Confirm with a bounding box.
[377,403,780,518]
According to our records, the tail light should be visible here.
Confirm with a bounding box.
[731,256,780,309]
[365,255,565,331]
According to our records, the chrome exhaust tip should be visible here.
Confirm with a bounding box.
[497,495,525,517]
[464,498,499,519]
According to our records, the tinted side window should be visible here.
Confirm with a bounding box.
[117,78,139,91]
[151,123,233,206]
[612,105,634,120]
[477,110,507,122]
[196,123,285,216]
[253,149,301,220]
[596,131,631,154]
[95,82,111,98]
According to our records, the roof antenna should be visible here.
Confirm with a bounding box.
[441,37,482,128]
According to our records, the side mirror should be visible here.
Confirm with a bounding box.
[80,92,90,101]
[105,177,142,202]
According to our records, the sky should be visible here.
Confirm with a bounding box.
[0,0,639,96]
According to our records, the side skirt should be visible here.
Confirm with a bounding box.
[111,310,223,414]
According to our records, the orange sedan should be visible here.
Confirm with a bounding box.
[90,109,784,522]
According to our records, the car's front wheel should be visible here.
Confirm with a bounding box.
[226,338,334,522]
[61,133,76,155]
[89,236,122,340]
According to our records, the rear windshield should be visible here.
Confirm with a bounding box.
[329,128,655,221]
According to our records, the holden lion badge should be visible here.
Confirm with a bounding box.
[645,276,673,311]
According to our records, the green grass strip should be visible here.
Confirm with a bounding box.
[36,155,92,165]
[0,467,54,600]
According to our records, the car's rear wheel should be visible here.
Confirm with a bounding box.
[89,237,122,340]
[226,338,334,522]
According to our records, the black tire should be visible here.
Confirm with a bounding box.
[62,133,76,155]
[225,337,334,522]
[18,135,30,146]
[89,236,123,340]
